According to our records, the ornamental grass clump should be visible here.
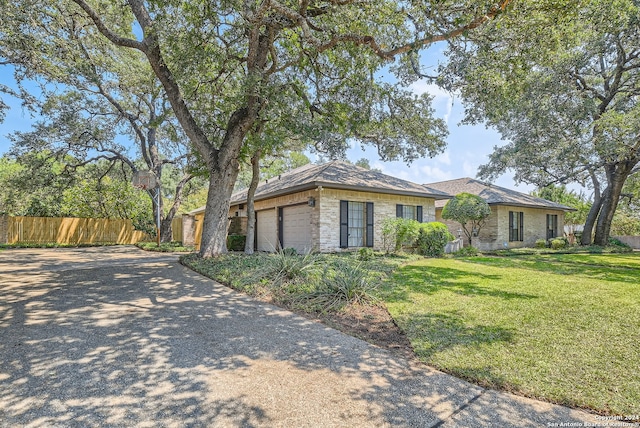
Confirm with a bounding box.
[267,249,319,284]
[296,260,380,312]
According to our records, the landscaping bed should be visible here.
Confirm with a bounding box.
[180,251,417,358]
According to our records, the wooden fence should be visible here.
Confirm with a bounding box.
[0,216,153,245]
[171,217,183,243]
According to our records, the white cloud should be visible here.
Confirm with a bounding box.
[418,165,453,183]
[462,160,476,177]
[434,150,451,166]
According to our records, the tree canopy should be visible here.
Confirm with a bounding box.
[442,0,640,245]
[441,192,491,245]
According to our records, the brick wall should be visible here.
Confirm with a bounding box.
[227,188,438,253]
[182,215,196,247]
[318,189,436,252]
[437,205,566,250]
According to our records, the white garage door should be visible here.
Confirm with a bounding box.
[282,204,312,254]
[256,209,278,252]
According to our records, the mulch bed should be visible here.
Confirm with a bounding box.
[300,303,416,360]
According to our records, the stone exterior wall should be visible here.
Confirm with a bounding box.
[229,189,320,250]
[318,189,436,252]
[224,188,437,253]
[437,205,566,251]
[613,235,640,249]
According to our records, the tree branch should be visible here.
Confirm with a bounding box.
[70,0,143,50]
[314,0,513,60]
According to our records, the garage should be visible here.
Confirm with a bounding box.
[280,204,313,254]
[256,209,278,252]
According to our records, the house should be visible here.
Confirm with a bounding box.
[424,178,574,251]
[186,161,451,253]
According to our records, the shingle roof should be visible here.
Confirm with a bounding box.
[232,161,451,203]
[425,177,574,211]
[189,161,451,214]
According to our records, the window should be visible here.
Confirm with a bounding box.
[509,211,524,242]
[396,204,424,222]
[340,201,374,248]
[547,214,558,239]
[348,202,365,247]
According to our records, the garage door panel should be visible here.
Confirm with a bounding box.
[256,209,278,252]
[282,205,312,254]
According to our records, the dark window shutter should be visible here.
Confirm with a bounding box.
[278,207,284,249]
[417,206,423,223]
[519,212,524,242]
[509,211,514,241]
[254,213,258,251]
[396,204,403,218]
[339,201,348,248]
[366,202,374,247]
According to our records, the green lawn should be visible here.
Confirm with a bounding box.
[381,253,640,416]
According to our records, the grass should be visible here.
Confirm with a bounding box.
[136,241,194,252]
[381,253,640,416]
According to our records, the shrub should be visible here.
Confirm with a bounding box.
[535,239,547,249]
[226,234,246,251]
[268,249,318,283]
[453,246,480,257]
[282,247,297,256]
[381,217,421,253]
[550,238,566,249]
[415,222,454,257]
[607,238,633,253]
[297,260,380,312]
[357,247,375,261]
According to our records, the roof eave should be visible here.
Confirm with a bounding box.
[230,181,451,205]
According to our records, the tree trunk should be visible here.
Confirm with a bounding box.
[581,194,602,245]
[593,162,635,245]
[199,108,257,258]
[199,163,240,257]
[159,173,194,243]
[580,171,602,246]
[244,150,261,255]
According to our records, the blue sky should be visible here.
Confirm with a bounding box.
[0,47,535,193]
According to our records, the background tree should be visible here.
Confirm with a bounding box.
[611,173,640,235]
[1,5,201,242]
[441,0,640,246]
[441,193,491,246]
[532,184,591,228]
[0,152,73,217]
[443,0,640,245]
[0,153,155,231]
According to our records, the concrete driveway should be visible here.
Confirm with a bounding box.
[0,246,601,427]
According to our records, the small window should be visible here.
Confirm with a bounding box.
[547,214,558,239]
[509,211,524,242]
[396,204,423,222]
